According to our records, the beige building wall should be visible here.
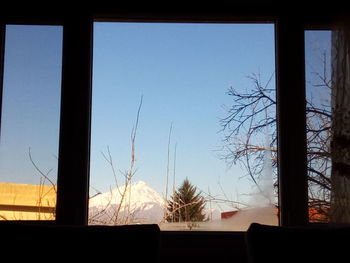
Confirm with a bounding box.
[0,182,56,220]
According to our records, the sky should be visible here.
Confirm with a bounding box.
[0,23,332,213]
[305,30,332,108]
[90,22,276,209]
[0,25,62,186]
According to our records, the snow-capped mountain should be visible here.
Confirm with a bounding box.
[88,181,166,225]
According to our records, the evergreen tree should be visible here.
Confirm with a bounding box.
[167,178,206,222]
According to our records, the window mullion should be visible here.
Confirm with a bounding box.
[276,19,309,226]
[56,18,93,225]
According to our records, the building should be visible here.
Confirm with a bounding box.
[0,182,56,220]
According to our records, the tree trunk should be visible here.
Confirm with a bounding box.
[330,25,350,223]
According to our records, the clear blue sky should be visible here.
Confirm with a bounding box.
[0,25,62,186]
[90,22,276,208]
[305,30,332,108]
[0,22,286,211]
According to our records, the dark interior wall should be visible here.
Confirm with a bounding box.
[160,231,248,263]
[0,6,346,25]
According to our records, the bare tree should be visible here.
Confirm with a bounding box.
[220,73,277,190]
[28,148,57,220]
[89,96,143,225]
[220,68,332,222]
[306,53,332,221]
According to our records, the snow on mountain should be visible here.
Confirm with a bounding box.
[88,181,166,225]
[88,180,223,226]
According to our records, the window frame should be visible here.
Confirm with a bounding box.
[0,10,341,227]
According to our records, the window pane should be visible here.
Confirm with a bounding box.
[305,30,332,222]
[89,22,277,230]
[307,27,350,224]
[0,25,62,220]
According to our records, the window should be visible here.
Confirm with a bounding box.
[304,26,350,224]
[0,25,62,220]
[89,22,277,230]
[0,10,347,231]
[305,30,332,222]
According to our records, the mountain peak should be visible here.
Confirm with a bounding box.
[89,180,166,224]
[132,180,147,186]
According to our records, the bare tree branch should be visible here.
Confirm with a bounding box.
[220,66,332,219]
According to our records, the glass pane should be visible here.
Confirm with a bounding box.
[307,27,350,224]
[305,30,332,222]
[89,22,277,230]
[0,25,62,220]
